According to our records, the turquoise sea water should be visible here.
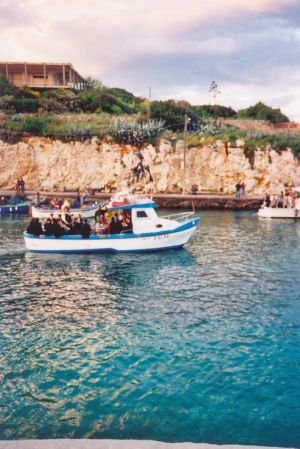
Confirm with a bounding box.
[0,211,300,446]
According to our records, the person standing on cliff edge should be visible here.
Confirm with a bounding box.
[20,178,25,194]
[241,182,246,196]
[235,182,241,198]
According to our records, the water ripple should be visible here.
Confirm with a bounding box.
[0,212,300,445]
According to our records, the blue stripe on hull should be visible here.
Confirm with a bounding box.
[27,244,185,254]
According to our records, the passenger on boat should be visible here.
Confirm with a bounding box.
[264,193,271,207]
[62,211,72,229]
[94,216,101,234]
[82,192,88,205]
[284,192,290,208]
[76,190,81,207]
[44,218,54,236]
[71,216,83,235]
[52,218,65,237]
[94,206,105,222]
[110,214,122,234]
[276,192,284,208]
[81,219,91,238]
[11,195,19,205]
[35,192,41,206]
[270,195,276,208]
[120,212,132,232]
[50,198,58,209]
[27,218,43,236]
[62,200,71,211]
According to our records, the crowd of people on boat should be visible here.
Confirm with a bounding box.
[26,205,133,238]
[39,191,88,209]
[263,190,299,208]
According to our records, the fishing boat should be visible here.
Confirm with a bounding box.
[258,186,300,219]
[24,193,199,253]
[0,200,31,215]
[31,203,98,219]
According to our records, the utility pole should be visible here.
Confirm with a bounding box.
[147,86,152,122]
[182,113,190,195]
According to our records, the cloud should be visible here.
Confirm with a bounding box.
[0,0,299,118]
[0,0,297,70]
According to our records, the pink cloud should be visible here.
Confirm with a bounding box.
[0,0,299,119]
[0,0,297,73]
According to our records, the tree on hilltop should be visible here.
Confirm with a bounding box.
[237,101,289,123]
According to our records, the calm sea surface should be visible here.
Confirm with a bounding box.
[0,211,300,446]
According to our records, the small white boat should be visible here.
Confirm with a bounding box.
[258,186,300,218]
[24,194,199,253]
[258,207,300,218]
[31,204,98,219]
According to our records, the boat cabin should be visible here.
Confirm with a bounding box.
[108,201,178,235]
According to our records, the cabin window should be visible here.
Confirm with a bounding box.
[136,210,148,218]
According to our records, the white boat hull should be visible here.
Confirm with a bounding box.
[32,205,98,219]
[24,219,198,253]
[258,207,300,219]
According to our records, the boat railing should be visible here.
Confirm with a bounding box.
[160,211,196,222]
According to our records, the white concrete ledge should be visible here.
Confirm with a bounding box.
[0,440,292,449]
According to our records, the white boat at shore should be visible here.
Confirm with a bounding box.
[258,186,300,218]
[258,207,300,218]
[31,204,98,219]
[24,194,199,253]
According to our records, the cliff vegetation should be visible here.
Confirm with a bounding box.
[0,75,299,158]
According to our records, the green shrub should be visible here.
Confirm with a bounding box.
[0,76,18,96]
[0,95,15,113]
[39,97,67,113]
[237,102,289,123]
[19,116,51,135]
[40,89,79,113]
[193,104,236,119]
[12,98,39,113]
[150,100,200,131]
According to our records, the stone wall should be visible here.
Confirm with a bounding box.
[0,137,299,194]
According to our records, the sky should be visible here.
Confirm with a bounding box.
[1,0,300,120]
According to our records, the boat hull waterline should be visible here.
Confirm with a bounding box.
[258,207,300,218]
[31,205,98,219]
[24,219,199,253]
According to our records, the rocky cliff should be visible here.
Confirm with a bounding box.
[0,137,299,194]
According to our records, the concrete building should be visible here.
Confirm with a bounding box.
[0,62,87,90]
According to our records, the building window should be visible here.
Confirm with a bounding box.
[33,74,48,79]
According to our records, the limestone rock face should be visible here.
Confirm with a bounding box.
[0,137,299,194]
